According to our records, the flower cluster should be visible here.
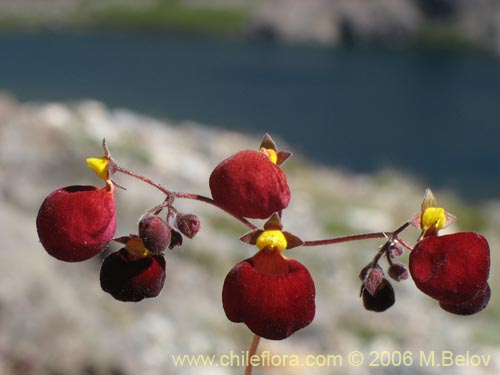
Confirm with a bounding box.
[36,146,201,302]
[36,135,492,349]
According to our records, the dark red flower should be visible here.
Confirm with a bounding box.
[209,149,290,219]
[409,232,490,315]
[36,185,117,262]
[222,248,315,340]
[100,245,166,302]
[359,264,395,312]
[361,278,395,312]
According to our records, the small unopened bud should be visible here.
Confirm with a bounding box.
[139,215,171,254]
[364,267,384,296]
[388,243,404,258]
[176,213,201,239]
[388,263,409,281]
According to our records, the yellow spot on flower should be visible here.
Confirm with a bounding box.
[421,207,446,232]
[125,237,150,259]
[256,229,287,251]
[260,148,278,164]
[86,156,110,182]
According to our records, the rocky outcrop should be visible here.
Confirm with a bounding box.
[250,0,424,45]
[1,0,500,52]
[249,0,500,52]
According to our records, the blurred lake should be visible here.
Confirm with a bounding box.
[1,32,499,201]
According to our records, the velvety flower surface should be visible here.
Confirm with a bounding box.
[222,249,315,340]
[439,284,491,315]
[100,247,166,302]
[209,150,290,219]
[409,232,490,315]
[36,185,117,262]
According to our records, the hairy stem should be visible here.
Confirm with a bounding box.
[105,139,414,245]
[303,232,388,247]
[110,158,258,230]
[303,222,410,247]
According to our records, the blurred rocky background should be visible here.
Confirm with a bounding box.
[1,94,499,374]
[1,0,500,53]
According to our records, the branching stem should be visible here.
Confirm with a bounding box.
[104,139,414,248]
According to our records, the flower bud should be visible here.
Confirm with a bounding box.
[388,263,408,281]
[175,213,201,239]
[364,267,384,296]
[388,243,404,258]
[139,215,171,254]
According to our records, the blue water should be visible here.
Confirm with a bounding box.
[1,32,499,201]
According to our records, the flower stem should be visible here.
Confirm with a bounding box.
[173,192,258,230]
[245,334,261,375]
[109,155,258,230]
[104,139,414,245]
[303,232,387,247]
[303,222,410,247]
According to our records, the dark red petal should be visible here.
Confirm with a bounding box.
[439,283,491,315]
[409,232,490,304]
[36,185,117,262]
[222,254,315,340]
[209,150,290,219]
[100,248,166,302]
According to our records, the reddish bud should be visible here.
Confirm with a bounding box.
[209,150,290,219]
[175,213,201,239]
[222,250,315,340]
[409,232,490,314]
[36,185,117,262]
[388,263,409,281]
[364,267,384,296]
[388,243,404,258]
[100,248,166,302]
[139,215,171,253]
